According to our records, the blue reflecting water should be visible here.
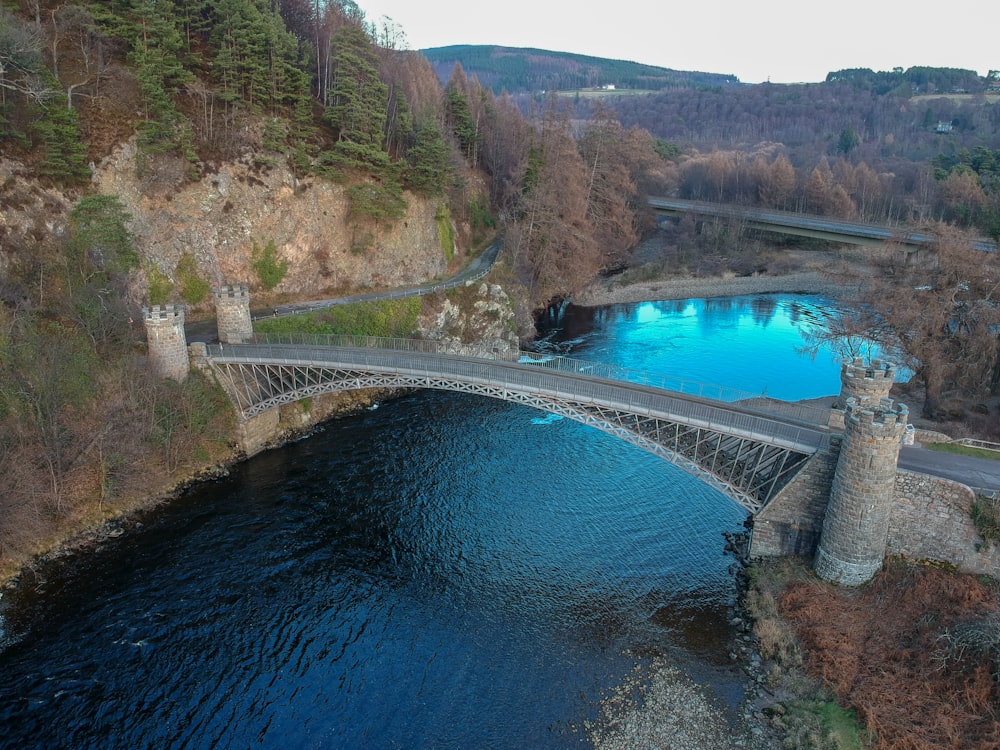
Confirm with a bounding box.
[543,295,845,401]
[0,294,845,749]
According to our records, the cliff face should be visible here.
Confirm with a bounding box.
[1,147,459,313]
[418,283,520,356]
[88,141,454,308]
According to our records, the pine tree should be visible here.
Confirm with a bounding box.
[384,86,413,159]
[33,87,89,184]
[106,0,194,158]
[403,120,451,196]
[444,83,478,162]
[326,25,387,147]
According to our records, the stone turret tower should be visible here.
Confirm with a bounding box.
[837,358,896,408]
[214,284,253,343]
[814,396,907,585]
[143,304,189,381]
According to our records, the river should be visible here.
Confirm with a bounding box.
[0,294,845,749]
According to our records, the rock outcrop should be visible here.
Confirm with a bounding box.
[88,141,455,306]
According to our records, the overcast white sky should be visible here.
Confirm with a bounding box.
[358,0,998,84]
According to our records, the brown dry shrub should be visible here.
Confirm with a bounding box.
[779,561,1000,750]
[746,586,802,665]
[754,616,801,666]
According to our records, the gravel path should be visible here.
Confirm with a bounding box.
[573,270,844,307]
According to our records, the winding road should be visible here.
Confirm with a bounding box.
[186,240,502,344]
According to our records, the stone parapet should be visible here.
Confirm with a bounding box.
[214,284,253,343]
[143,304,189,381]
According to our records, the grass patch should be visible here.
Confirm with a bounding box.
[252,238,288,291]
[554,88,661,98]
[971,494,1000,549]
[818,702,866,750]
[147,266,174,305]
[436,204,455,262]
[924,442,1000,461]
[910,93,1000,105]
[176,253,210,304]
[254,297,421,338]
[774,697,867,750]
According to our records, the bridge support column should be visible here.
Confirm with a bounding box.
[143,304,189,381]
[237,407,280,457]
[750,438,841,558]
[214,284,253,343]
[814,396,907,585]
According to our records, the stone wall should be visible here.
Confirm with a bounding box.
[752,455,1000,578]
[889,471,1000,575]
[751,441,841,558]
[236,408,280,457]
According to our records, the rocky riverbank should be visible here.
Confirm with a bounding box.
[581,529,786,750]
[586,654,776,750]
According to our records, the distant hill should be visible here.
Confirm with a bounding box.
[420,45,741,94]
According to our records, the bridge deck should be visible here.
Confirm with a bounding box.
[649,197,997,252]
[202,338,834,512]
[207,342,831,452]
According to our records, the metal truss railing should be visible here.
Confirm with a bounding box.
[205,342,832,512]
[239,333,832,425]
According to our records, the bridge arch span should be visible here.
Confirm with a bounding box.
[203,342,831,514]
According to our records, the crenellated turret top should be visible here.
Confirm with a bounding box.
[838,357,897,408]
[844,396,908,435]
[142,304,185,322]
[213,284,250,301]
[842,357,895,382]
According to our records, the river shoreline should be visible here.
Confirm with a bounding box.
[0,269,843,593]
[572,269,845,307]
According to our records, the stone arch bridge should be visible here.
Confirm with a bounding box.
[195,334,835,515]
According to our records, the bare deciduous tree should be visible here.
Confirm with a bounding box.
[0,7,51,104]
[833,227,1000,417]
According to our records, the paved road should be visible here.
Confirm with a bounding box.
[648,196,997,253]
[187,240,502,343]
[900,445,1000,494]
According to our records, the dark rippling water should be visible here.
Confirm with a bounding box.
[0,294,846,749]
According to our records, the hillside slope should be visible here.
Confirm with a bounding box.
[422,44,740,93]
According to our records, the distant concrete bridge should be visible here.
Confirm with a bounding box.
[199,334,833,514]
[648,197,997,252]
